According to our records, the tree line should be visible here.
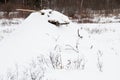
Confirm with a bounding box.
[0,0,120,9]
[0,0,120,18]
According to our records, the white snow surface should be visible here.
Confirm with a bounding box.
[0,9,120,80]
[40,9,70,23]
[0,9,71,72]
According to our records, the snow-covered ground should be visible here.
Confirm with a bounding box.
[73,14,120,23]
[93,15,120,23]
[0,18,23,41]
[0,9,120,80]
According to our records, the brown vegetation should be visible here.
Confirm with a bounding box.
[0,0,120,19]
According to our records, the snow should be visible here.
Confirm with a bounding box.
[93,15,120,23]
[0,9,120,80]
[0,9,71,72]
[0,18,23,41]
[40,9,70,24]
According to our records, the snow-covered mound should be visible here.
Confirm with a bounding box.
[40,9,70,25]
[0,9,72,72]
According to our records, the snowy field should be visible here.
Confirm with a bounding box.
[0,9,120,80]
[0,18,23,41]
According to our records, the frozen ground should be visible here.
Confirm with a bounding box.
[0,9,120,80]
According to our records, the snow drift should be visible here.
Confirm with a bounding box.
[0,9,72,72]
